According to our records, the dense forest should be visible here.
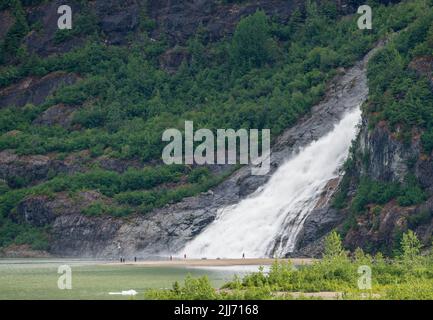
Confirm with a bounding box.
[0,0,432,254]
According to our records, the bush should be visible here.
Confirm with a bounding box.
[351,178,400,214]
[323,231,346,259]
[400,230,422,261]
[82,201,133,218]
[421,129,433,154]
[146,276,218,300]
[1,0,29,63]
[229,11,276,70]
[407,209,433,229]
[0,180,10,195]
[187,167,211,183]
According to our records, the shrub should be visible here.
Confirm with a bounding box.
[229,11,276,70]
[323,231,346,259]
[146,276,218,300]
[187,167,211,183]
[407,209,433,229]
[400,230,422,261]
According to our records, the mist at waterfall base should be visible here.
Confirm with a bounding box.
[181,108,362,259]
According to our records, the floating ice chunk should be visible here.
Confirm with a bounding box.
[109,290,138,296]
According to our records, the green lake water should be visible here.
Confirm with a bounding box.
[0,259,264,300]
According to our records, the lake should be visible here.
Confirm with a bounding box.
[0,259,266,300]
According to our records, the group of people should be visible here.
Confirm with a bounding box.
[119,257,138,263]
[168,253,246,260]
[119,254,247,262]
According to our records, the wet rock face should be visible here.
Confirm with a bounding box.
[357,118,433,191]
[334,98,433,252]
[5,0,397,59]
[357,120,414,183]
[295,179,344,257]
[23,0,142,54]
[0,151,67,187]
[49,178,238,258]
[17,196,56,227]
[18,0,300,57]
[33,103,76,127]
[147,0,298,45]
[13,191,122,256]
[159,47,190,73]
[295,206,343,257]
[0,72,79,109]
[95,0,141,45]
[25,0,84,56]
[51,214,123,257]
[343,195,433,254]
[0,148,145,189]
[416,156,433,192]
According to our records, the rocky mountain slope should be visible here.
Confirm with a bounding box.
[0,0,431,258]
[298,16,433,256]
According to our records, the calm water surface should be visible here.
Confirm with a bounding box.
[0,259,266,300]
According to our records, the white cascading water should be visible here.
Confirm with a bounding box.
[182,107,362,259]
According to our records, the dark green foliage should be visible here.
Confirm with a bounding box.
[351,176,426,214]
[187,167,211,183]
[229,10,277,70]
[0,3,390,163]
[351,178,400,214]
[332,145,357,209]
[82,201,133,218]
[407,209,433,229]
[367,9,433,150]
[397,175,427,207]
[0,0,29,64]
[0,218,49,251]
[0,180,10,195]
[54,9,100,44]
[147,276,218,300]
[421,129,433,154]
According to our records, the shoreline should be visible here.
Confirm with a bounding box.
[106,258,317,267]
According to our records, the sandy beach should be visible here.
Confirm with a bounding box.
[107,258,316,267]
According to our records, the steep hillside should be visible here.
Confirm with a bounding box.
[0,0,431,257]
[298,7,433,257]
[337,12,433,256]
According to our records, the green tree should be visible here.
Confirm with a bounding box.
[230,11,275,70]
[400,230,422,261]
[1,0,29,63]
[323,231,346,259]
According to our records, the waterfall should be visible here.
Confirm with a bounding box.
[181,108,362,259]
